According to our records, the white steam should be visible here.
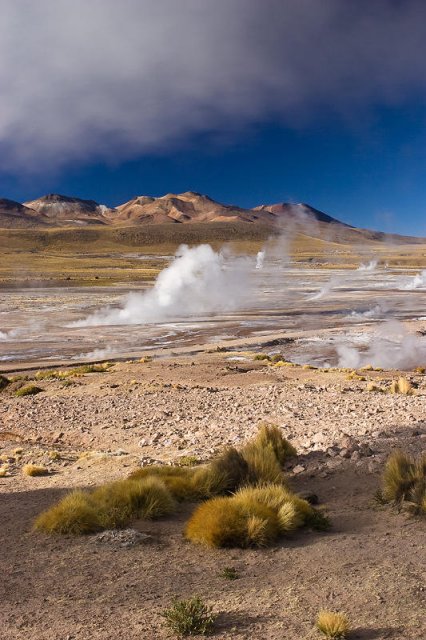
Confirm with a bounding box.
[401,269,426,290]
[357,260,378,271]
[337,320,426,370]
[73,244,252,327]
[255,250,265,270]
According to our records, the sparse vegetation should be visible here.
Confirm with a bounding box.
[185,495,280,548]
[34,491,102,534]
[220,566,239,580]
[316,611,350,639]
[162,596,215,636]
[177,455,200,467]
[186,483,329,548]
[389,377,412,395]
[251,423,297,464]
[0,374,10,391]
[35,476,176,534]
[379,450,426,514]
[0,467,8,477]
[23,464,49,477]
[15,385,43,397]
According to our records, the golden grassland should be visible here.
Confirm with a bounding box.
[1,222,426,286]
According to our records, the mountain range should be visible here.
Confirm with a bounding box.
[0,191,422,243]
[0,191,351,228]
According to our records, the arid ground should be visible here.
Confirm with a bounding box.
[1,351,425,640]
[1,227,426,639]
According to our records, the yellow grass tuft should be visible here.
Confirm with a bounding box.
[0,467,8,477]
[233,485,315,533]
[23,464,49,477]
[366,382,383,392]
[389,377,412,395]
[35,476,176,535]
[380,450,426,514]
[15,385,43,397]
[241,441,285,484]
[34,491,102,534]
[316,611,350,638]
[185,496,280,548]
[252,423,297,464]
[91,476,176,528]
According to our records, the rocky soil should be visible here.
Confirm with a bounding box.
[1,353,425,639]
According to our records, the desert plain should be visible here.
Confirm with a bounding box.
[1,218,426,640]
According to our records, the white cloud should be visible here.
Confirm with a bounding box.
[1,0,426,170]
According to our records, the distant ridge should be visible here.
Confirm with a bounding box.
[0,198,49,228]
[0,190,423,243]
[23,193,115,225]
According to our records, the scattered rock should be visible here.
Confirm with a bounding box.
[91,529,153,548]
[292,464,305,475]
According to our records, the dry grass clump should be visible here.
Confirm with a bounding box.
[15,385,43,397]
[23,464,49,477]
[253,353,271,361]
[389,377,412,395]
[185,496,280,548]
[68,363,113,376]
[162,596,215,636]
[92,476,176,528]
[345,372,366,381]
[0,467,8,477]
[35,476,176,534]
[379,450,426,515]
[186,484,330,548]
[251,423,297,464]
[316,611,350,638]
[0,374,10,391]
[129,430,295,501]
[34,491,102,535]
[129,465,199,501]
[366,382,383,392]
[177,455,200,467]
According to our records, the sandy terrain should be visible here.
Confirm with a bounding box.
[1,353,425,639]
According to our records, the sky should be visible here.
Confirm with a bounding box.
[1,0,426,235]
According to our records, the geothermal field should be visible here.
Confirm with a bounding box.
[1,235,426,640]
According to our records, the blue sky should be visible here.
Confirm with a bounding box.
[1,1,426,236]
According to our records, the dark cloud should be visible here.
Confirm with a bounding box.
[1,0,426,170]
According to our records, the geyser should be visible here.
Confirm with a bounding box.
[73,244,252,327]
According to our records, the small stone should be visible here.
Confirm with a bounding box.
[351,450,361,462]
[292,464,305,475]
[339,448,351,459]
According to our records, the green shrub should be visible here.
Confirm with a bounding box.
[219,566,239,580]
[15,385,43,397]
[0,374,10,391]
[162,596,215,636]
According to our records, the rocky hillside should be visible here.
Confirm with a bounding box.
[0,198,49,228]
[23,194,115,225]
[0,190,423,243]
